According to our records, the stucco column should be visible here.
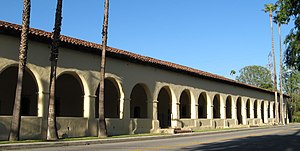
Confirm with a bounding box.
[152,99,158,120]
[274,92,279,124]
[40,91,50,139]
[270,102,274,118]
[86,94,97,136]
[264,101,268,123]
[170,101,179,128]
[151,99,160,133]
[232,99,237,120]
[194,103,199,119]
[190,94,197,119]
[220,96,226,119]
[241,98,247,125]
[147,99,154,119]
[83,94,94,118]
[123,97,131,120]
[257,101,262,119]
[250,100,254,119]
[206,96,213,119]
[40,91,49,118]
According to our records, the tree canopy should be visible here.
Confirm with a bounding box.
[274,0,300,70]
[283,67,300,121]
[236,65,274,90]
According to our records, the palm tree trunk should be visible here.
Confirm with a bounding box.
[278,23,285,125]
[98,0,109,137]
[9,0,31,141]
[47,0,63,140]
[270,11,279,124]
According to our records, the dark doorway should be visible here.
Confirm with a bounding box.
[198,92,207,118]
[157,87,172,128]
[0,66,38,116]
[95,78,120,118]
[56,73,84,117]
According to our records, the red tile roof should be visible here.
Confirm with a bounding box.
[0,20,274,94]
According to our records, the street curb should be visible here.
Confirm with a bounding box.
[0,124,297,150]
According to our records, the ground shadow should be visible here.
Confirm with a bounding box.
[181,129,300,151]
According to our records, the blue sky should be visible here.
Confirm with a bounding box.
[0,0,293,79]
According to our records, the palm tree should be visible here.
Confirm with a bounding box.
[47,0,63,140]
[9,0,31,141]
[264,3,278,124]
[274,11,287,125]
[98,0,109,137]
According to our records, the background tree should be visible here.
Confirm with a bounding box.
[236,65,274,90]
[264,3,279,123]
[283,67,300,122]
[230,70,236,76]
[275,0,300,70]
[47,0,63,141]
[9,0,31,141]
[98,0,109,137]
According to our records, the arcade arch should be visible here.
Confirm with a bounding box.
[130,83,149,118]
[56,72,84,117]
[254,100,258,118]
[213,94,221,118]
[179,90,191,118]
[246,99,250,118]
[261,101,265,123]
[198,92,207,118]
[157,87,172,128]
[237,97,243,124]
[95,78,121,118]
[0,66,38,116]
[226,96,232,119]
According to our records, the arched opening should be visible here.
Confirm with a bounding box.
[254,100,258,118]
[213,94,220,118]
[157,87,172,128]
[0,66,38,116]
[261,101,265,123]
[226,96,232,119]
[198,92,207,118]
[95,78,120,118]
[246,99,250,118]
[179,90,190,118]
[130,84,148,118]
[237,97,242,124]
[56,73,84,117]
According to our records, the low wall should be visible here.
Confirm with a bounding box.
[106,118,128,136]
[129,118,153,134]
[177,119,195,128]
[213,119,225,128]
[225,119,237,128]
[56,117,88,138]
[0,116,42,140]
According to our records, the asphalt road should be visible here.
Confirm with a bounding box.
[9,124,300,151]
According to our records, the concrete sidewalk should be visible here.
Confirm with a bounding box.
[0,124,288,150]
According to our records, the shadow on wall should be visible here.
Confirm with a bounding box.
[180,130,300,151]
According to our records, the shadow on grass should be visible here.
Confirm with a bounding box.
[181,130,300,151]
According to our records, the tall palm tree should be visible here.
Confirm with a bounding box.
[47,0,63,140]
[98,0,109,137]
[274,11,286,125]
[9,0,31,141]
[264,3,278,124]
